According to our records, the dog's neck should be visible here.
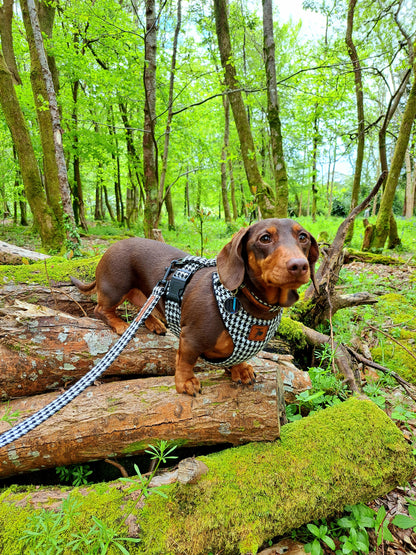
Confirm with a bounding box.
[239,283,282,313]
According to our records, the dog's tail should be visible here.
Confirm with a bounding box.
[70,276,97,295]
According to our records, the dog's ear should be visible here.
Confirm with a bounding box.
[217,226,249,291]
[308,234,320,292]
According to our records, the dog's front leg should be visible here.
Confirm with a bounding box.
[229,362,256,385]
[175,336,201,396]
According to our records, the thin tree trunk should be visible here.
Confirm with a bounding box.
[221,94,232,222]
[213,0,275,218]
[158,0,181,229]
[344,0,365,243]
[404,150,415,217]
[71,79,88,232]
[262,0,288,217]
[311,110,319,222]
[371,59,416,249]
[142,0,159,237]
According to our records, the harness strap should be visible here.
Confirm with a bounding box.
[0,282,167,449]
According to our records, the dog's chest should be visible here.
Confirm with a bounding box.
[164,257,282,367]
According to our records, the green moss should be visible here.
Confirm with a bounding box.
[370,293,416,384]
[137,398,414,555]
[276,316,307,348]
[0,255,100,286]
[0,482,140,554]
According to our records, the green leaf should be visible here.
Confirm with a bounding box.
[392,514,416,530]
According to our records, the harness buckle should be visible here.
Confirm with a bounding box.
[165,269,194,304]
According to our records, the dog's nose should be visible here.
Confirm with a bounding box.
[287,258,309,277]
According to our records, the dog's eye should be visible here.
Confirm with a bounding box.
[298,232,308,243]
[260,233,272,244]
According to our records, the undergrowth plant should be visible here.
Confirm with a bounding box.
[298,503,394,555]
[56,464,93,487]
[21,441,178,554]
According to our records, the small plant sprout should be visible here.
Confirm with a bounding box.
[120,440,178,499]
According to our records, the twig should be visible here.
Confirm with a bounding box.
[368,324,416,362]
[346,346,416,402]
[104,458,129,477]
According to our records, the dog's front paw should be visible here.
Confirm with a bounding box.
[144,315,167,335]
[176,376,202,397]
[229,362,256,385]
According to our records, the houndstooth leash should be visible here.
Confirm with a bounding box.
[0,258,189,449]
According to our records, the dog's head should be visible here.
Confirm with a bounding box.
[217,218,319,307]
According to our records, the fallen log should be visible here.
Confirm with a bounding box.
[0,399,413,555]
[0,241,51,265]
[0,364,284,479]
[0,301,311,401]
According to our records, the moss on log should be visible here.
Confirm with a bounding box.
[0,399,412,555]
[138,398,414,555]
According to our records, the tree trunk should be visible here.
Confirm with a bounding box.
[119,102,141,226]
[404,148,415,217]
[71,79,88,232]
[0,50,62,250]
[158,0,181,230]
[371,58,416,250]
[0,357,289,478]
[23,0,80,252]
[142,0,159,237]
[344,0,365,243]
[220,94,232,222]
[262,0,288,218]
[0,300,310,401]
[0,0,21,85]
[311,109,319,222]
[213,0,275,218]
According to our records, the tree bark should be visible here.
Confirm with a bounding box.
[0,362,286,478]
[158,0,181,229]
[213,0,275,218]
[262,0,288,217]
[142,0,159,237]
[344,0,365,243]
[220,94,232,222]
[0,300,311,401]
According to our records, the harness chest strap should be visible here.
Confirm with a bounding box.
[164,256,282,367]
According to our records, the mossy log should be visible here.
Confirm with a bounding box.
[0,301,310,400]
[344,248,414,266]
[0,362,289,479]
[0,399,413,555]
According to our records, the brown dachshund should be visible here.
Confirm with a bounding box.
[71,218,318,396]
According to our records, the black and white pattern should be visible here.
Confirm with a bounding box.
[203,273,282,367]
[0,284,166,449]
[165,256,217,337]
[165,256,282,368]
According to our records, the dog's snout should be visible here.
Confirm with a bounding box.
[287,257,309,277]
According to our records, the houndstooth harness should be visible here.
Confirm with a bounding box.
[165,256,282,367]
